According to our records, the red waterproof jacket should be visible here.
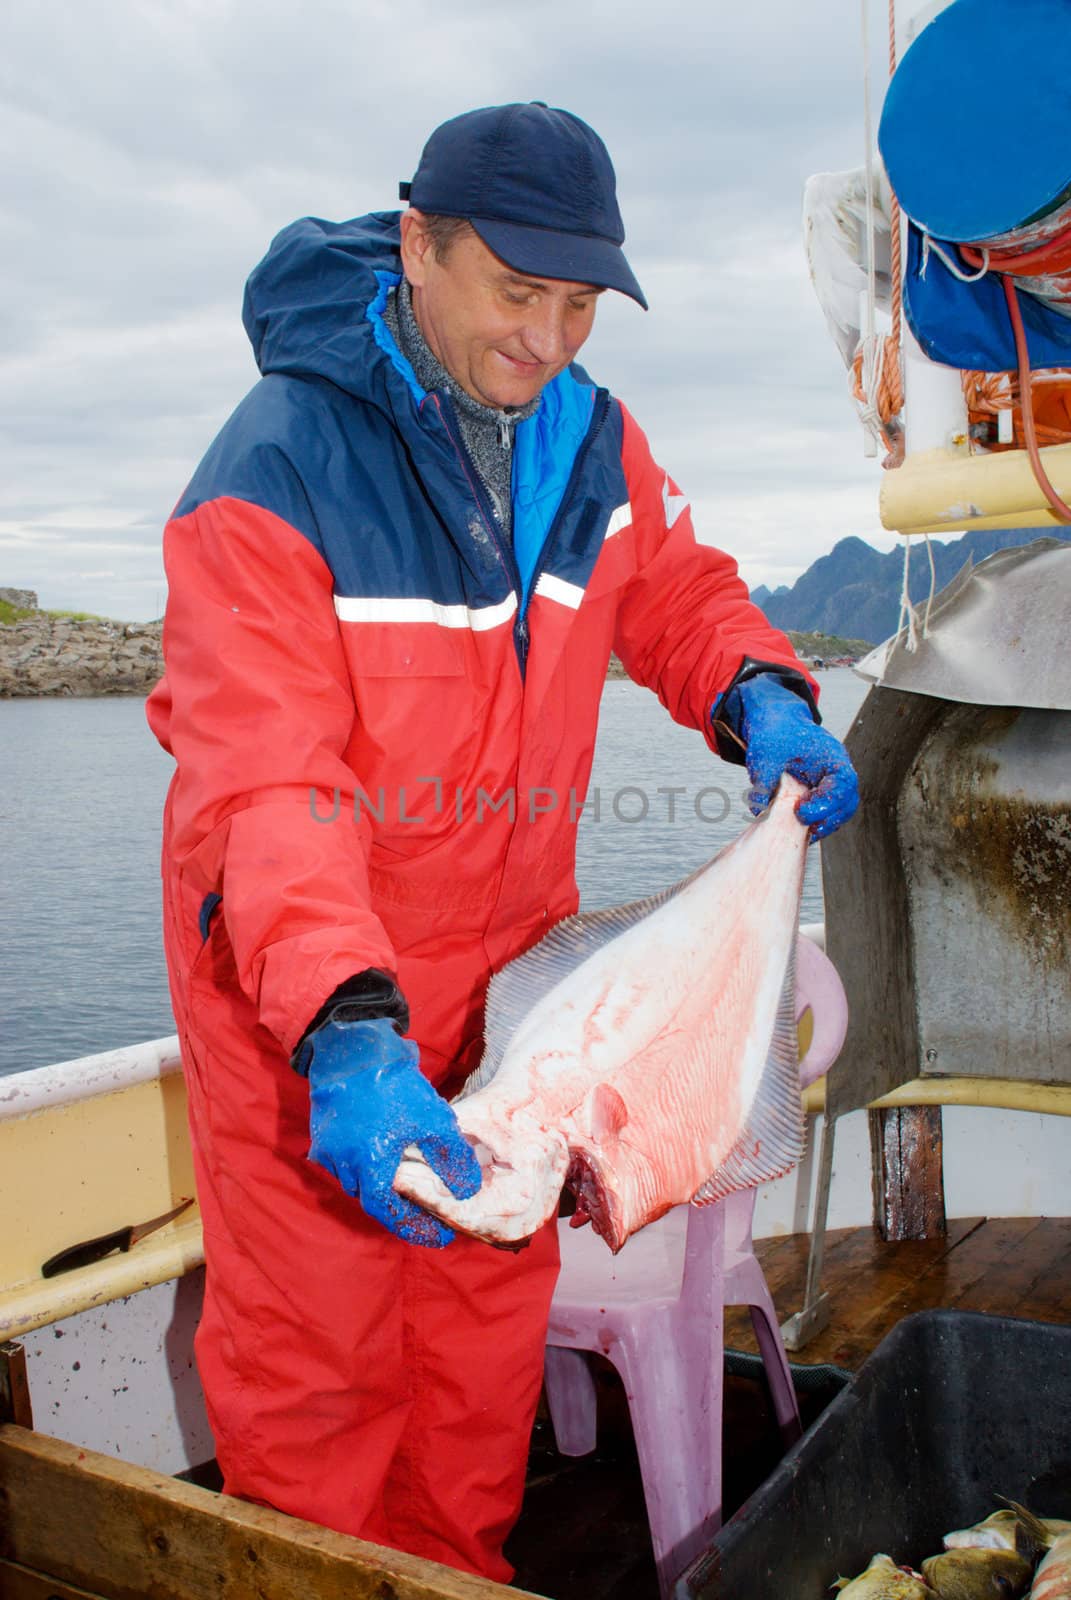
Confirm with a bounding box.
[147,212,811,1088]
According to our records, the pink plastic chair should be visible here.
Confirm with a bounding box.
[542,935,848,1597]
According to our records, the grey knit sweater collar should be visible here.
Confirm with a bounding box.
[383,279,540,536]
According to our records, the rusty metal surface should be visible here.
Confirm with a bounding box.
[900,705,1071,1082]
[795,555,1071,1340]
[821,686,950,1121]
[823,691,1071,1113]
[856,539,1071,710]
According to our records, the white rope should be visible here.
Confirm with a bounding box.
[920,232,991,282]
[892,530,938,654]
[861,0,877,345]
[894,535,919,651]
[856,0,882,458]
[920,531,937,633]
[853,331,889,450]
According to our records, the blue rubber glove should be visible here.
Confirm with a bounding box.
[722,674,859,841]
[302,1017,482,1248]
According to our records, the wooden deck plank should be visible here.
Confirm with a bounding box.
[0,1426,534,1600]
[0,1561,110,1599]
[830,1220,1049,1367]
[724,1217,1071,1371]
[940,1218,1051,1312]
[1014,1237,1071,1322]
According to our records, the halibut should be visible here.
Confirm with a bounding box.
[395,775,811,1251]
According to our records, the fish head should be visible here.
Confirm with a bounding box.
[943,1510,1019,1552]
[834,1554,933,1597]
[564,1146,629,1253]
[921,1548,1033,1599]
[393,1110,570,1246]
[563,1083,669,1253]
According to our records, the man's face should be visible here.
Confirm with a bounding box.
[400,213,604,410]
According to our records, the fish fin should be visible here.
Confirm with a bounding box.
[588,1083,629,1141]
[690,945,805,1205]
[998,1498,1055,1558]
[463,864,709,1095]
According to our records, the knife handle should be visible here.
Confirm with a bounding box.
[41,1226,136,1278]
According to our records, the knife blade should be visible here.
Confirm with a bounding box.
[41,1197,196,1278]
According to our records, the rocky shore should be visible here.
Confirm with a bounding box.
[0,592,862,700]
[0,591,163,698]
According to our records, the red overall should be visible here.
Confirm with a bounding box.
[147,224,811,1576]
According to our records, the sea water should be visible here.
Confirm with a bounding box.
[0,669,869,1076]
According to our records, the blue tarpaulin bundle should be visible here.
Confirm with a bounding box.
[879,0,1071,372]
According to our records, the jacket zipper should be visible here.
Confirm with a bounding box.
[516,389,611,672]
[430,387,611,676]
[430,395,526,648]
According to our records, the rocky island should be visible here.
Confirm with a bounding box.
[0,590,163,698]
[0,589,869,700]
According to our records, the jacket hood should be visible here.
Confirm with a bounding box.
[242,211,413,405]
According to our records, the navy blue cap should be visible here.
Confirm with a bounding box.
[879,0,1071,242]
[399,103,647,309]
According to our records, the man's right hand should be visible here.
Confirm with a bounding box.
[300,1017,482,1247]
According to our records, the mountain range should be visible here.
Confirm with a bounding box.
[752,526,1071,645]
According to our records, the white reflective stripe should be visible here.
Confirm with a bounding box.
[534,572,585,610]
[604,501,632,541]
[334,593,517,632]
[662,477,689,529]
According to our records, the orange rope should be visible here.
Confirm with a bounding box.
[1002,275,1071,522]
[963,367,1071,450]
[959,219,1071,277]
[860,0,1071,509]
[887,0,902,349]
[956,206,1071,515]
[851,338,904,456]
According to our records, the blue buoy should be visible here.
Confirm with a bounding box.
[879,0,1071,243]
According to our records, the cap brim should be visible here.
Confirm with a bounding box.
[470,217,648,309]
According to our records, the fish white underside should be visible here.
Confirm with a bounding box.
[1033,1533,1071,1600]
[395,775,810,1250]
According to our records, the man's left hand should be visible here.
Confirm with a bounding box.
[724,674,859,841]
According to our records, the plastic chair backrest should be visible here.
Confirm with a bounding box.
[680,935,847,1314]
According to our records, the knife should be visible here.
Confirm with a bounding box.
[41,1197,196,1278]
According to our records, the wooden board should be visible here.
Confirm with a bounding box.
[0,1343,32,1428]
[0,1425,536,1600]
[726,1216,1071,1372]
[875,1105,946,1241]
[0,1561,111,1598]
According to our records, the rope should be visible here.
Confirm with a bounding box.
[1002,275,1071,522]
[892,529,937,655]
[852,0,905,467]
[887,0,902,347]
[951,218,1071,521]
[963,366,1071,449]
[920,233,991,282]
[890,528,928,652]
[959,216,1071,277]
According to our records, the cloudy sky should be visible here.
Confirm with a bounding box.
[1,0,906,621]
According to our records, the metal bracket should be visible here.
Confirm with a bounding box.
[781,1111,838,1353]
[781,1292,832,1353]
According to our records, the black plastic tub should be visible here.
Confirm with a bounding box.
[679,1310,1071,1599]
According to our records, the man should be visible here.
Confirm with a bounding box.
[147,103,857,1581]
